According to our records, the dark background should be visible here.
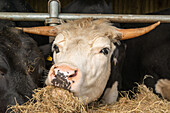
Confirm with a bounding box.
[25,0,170,14]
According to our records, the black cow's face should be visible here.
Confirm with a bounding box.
[0,26,45,112]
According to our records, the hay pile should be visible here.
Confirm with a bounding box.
[8,86,86,113]
[88,84,170,113]
[8,84,170,113]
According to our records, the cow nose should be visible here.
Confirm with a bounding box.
[54,65,78,79]
[46,64,81,90]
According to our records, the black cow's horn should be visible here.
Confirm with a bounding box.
[117,21,160,40]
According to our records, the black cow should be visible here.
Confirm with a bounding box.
[0,1,49,112]
[120,8,170,99]
[0,22,45,112]
[0,0,49,46]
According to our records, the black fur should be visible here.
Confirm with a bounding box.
[98,43,126,100]
[120,8,170,92]
[0,0,49,46]
[0,23,45,112]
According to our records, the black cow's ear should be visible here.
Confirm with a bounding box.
[112,43,120,60]
[111,42,127,66]
[112,51,118,66]
[39,43,52,56]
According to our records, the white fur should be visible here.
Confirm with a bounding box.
[155,79,170,100]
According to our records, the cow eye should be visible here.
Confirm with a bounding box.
[0,67,7,76]
[53,44,60,53]
[100,48,109,55]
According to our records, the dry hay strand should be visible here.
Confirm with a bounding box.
[89,84,170,113]
[8,84,170,113]
[8,86,86,113]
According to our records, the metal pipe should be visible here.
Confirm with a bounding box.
[0,12,170,23]
[0,12,48,21]
[48,0,60,42]
[49,0,59,18]
[59,13,170,23]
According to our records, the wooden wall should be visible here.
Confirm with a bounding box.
[112,0,170,14]
[25,0,170,14]
[25,0,49,13]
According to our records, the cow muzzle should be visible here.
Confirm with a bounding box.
[46,64,81,91]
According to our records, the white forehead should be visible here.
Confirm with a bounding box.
[53,19,121,46]
[92,37,111,48]
[53,34,112,51]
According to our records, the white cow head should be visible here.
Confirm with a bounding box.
[45,19,122,104]
[19,19,160,104]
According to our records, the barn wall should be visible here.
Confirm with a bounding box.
[25,0,49,13]
[25,0,170,14]
[113,0,170,14]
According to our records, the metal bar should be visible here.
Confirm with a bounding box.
[49,0,59,18]
[48,0,60,43]
[0,12,170,23]
[59,13,170,23]
[0,12,48,21]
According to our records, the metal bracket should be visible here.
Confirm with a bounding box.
[46,0,62,26]
[47,0,62,42]
[45,17,63,25]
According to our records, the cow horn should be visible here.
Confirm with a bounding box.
[15,26,58,37]
[16,21,160,39]
[118,21,160,40]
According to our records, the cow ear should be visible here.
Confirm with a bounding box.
[112,44,119,66]
[39,43,52,56]
[112,42,127,62]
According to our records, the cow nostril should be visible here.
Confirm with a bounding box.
[74,70,78,75]
[68,70,78,78]
[69,73,76,78]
